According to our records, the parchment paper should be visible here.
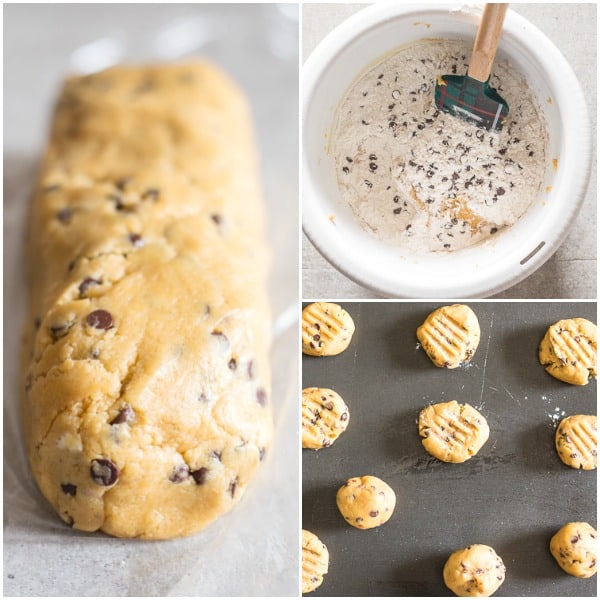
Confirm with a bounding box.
[3,4,299,596]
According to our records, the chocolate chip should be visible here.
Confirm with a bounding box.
[313,334,320,341]
[90,458,119,486]
[228,358,237,370]
[342,166,350,174]
[490,227,498,234]
[247,359,255,379]
[198,392,209,402]
[496,187,505,196]
[90,348,100,359]
[57,208,73,224]
[340,412,348,421]
[211,214,223,226]
[49,320,74,340]
[211,330,228,344]
[212,450,222,461]
[228,477,238,498]
[79,277,102,297]
[34,317,41,330]
[86,310,113,330]
[191,467,208,485]
[259,447,266,461]
[256,387,267,406]
[115,177,131,191]
[129,233,144,247]
[170,464,189,483]
[61,483,77,496]
[108,193,125,210]
[323,401,334,410]
[141,188,160,201]
[110,405,134,425]
[369,510,379,517]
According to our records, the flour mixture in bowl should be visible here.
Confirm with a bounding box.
[332,39,548,253]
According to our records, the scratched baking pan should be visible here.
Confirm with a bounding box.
[302,302,597,597]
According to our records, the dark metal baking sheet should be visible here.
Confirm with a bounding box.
[302,302,597,597]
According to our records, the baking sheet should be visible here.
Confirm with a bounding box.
[3,4,299,596]
[302,302,597,596]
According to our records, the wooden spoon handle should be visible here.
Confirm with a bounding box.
[468,3,508,82]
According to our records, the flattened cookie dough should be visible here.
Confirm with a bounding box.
[302,529,329,594]
[555,415,597,470]
[417,304,480,369]
[550,522,597,578]
[419,401,489,463]
[302,302,355,356]
[443,544,506,597]
[539,318,597,385]
[336,475,396,530]
[302,387,349,449]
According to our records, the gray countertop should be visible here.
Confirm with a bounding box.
[302,301,597,596]
[302,3,597,299]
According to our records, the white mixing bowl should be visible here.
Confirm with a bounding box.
[303,3,592,298]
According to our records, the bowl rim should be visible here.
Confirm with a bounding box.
[302,3,593,298]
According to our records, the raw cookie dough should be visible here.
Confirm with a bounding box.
[550,522,597,578]
[555,415,597,470]
[419,401,489,463]
[332,39,548,253]
[302,302,355,356]
[302,529,330,594]
[336,475,396,530]
[21,63,272,540]
[302,387,349,449]
[417,304,480,369]
[539,318,597,385]
[443,544,506,597]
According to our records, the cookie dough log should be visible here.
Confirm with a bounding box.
[20,63,272,539]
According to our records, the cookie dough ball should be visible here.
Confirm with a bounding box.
[302,387,349,449]
[550,522,597,578]
[302,302,355,356]
[417,304,480,369]
[443,544,506,597]
[336,475,396,530]
[555,415,597,470]
[419,401,489,463]
[539,318,597,385]
[302,529,329,594]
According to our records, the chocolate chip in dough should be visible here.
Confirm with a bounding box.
[128,233,144,247]
[141,188,160,201]
[169,464,189,483]
[256,387,267,406]
[110,405,135,425]
[57,208,73,224]
[79,277,102,298]
[228,358,237,370]
[259,447,266,461]
[61,483,77,496]
[228,477,238,498]
[190,467,208,485]
[90,458,119,486]
[49,320,74,340]
[86,309,114,330]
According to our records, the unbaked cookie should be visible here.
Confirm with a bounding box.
[417,304,480,368]
[555,415,597,470]
[336,475,396,530]
[419,401,489,463]
[302,302,355,357]
[302,387,349,449]
[302,529,329,594]
[443,544,506,597]
[550,522,597,578]
[539,318,597,385]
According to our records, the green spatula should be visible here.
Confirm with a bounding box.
[434,3,509,131]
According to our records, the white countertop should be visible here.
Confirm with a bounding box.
[302,3,597,299]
